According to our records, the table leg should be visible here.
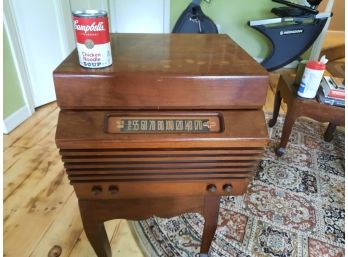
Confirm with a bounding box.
[324,122,337,142]
[268,90,282,128]
[275,105,298,157]
[199,195,220,257]
[79,201,112,257]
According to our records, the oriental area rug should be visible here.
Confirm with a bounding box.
[130,115,345,257]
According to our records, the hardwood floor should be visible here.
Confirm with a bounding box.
[3,78,284,257]
[3,103,144,257]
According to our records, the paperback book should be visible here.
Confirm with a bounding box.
[317,87,345,107]
[320,76,345,100]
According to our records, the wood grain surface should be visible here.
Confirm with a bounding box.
[54,34,269,110]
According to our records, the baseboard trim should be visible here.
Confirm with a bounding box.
[3,105,32,134]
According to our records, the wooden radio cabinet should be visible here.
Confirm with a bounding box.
[54,34,269,257]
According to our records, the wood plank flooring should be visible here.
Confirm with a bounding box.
[3,102,145,257]
[3,80,284,257]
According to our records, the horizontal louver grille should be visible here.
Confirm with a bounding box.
[61,148,263,182]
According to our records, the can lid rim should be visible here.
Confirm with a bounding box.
[73,10,107,17]
[306,61,326,70]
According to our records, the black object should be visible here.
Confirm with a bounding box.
[172,0,218,34]
[251,17,328,71]
[307,0,322,8]
[272,0,320,16]
[248,0,331,71]
[271,7,311,17]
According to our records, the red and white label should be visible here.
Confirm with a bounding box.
[73,16,110,44]
[72,14,112,68]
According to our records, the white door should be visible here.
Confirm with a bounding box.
[7,0,169,109]
[8,0,75,108]
[110,0,170,33]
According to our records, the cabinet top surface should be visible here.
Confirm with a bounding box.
[55,33,268,77]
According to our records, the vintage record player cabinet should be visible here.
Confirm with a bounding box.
[54,34,269,257]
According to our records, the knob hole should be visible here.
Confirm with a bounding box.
[91,186,102,196]
[206,184,217,192]
[223,184,233,192]
[109,185,119,194]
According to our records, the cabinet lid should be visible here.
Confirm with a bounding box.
[54,34,269,110]
[55,33,268,77]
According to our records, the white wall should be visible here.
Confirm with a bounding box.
[110,0,170,33]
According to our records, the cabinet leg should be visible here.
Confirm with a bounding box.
[79,201,112,257]
[268,90,282,128]
[276,105,298,157]
[200,195,220,256]
[324,122,336,142]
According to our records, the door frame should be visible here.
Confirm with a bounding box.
[3,0,76,133]
[4,0,36,115]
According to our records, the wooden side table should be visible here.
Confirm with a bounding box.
[269,73,345,156]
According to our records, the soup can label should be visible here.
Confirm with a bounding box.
[72,12,112,68]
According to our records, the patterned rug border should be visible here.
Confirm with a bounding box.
[129,220,159,257]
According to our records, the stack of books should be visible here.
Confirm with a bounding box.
[317,76,345,107]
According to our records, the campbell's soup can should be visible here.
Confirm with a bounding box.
[72,10,112,68]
